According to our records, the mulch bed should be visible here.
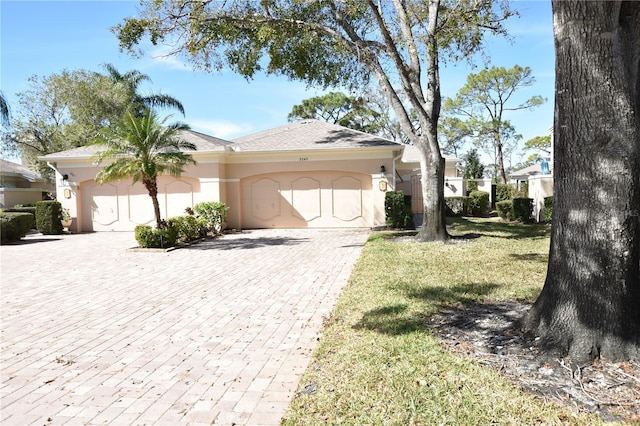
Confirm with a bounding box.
[427,300,640,423]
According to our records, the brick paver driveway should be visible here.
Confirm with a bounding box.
[1,228,369,425]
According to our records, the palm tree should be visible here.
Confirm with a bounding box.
[0,91,10,127]
[102,63,185,117]
[94,109,196,228]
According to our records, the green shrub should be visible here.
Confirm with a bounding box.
[468,191,489,216]
[194,201,229,234]
[544,196,554,222]
[0,212,34,242]
[496,200,514,221]
[35,200,63,235]
[445,196,469,217]
[134,224,178,248]
[3,207,36,230]
[384,191,413,229]
[495,184,515,203]
[513,198,534,222]
[169,215,205,242]
[466,180,479,193]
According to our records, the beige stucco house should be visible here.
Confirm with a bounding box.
[40,120,461,231]
[0,159,55,208]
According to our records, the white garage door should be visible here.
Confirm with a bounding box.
[81,176,198,232]
[240,171,372,228]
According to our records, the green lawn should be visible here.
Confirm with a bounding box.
[282,217,601,425]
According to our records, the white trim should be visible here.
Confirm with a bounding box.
[199,178,240,183]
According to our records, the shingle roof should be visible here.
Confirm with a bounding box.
[231,119,401,151]
[510,163,542,178]
[39,129,231,161]
[0,158,46,182]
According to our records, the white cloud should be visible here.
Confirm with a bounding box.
[144,45,190,71]
[187,119,254,139]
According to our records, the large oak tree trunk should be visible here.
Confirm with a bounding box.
[416,139,448,242]
[523,1,640,363]
[415,0,448,243]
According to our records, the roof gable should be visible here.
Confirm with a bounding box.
[0,159,46,183]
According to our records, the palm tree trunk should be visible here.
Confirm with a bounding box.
[143,176,163,228]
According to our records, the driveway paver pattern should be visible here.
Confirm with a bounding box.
[1,228,369,425]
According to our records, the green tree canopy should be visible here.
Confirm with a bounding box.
[288,91,396,137]
[2,71,130,176]
[115,0,516,242]
[438,116,472,157]
[102,63,185,117]
[0,91,10,128]
[94,109,196,228]
[521,134,552,166]
[445,65,546,184]
[2,66,186,177]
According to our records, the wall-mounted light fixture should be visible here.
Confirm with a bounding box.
[380,165,386,174]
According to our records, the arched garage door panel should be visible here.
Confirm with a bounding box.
[82,176,198,232]
[241,171,371,228]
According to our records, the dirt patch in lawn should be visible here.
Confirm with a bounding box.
[428,301,640,423]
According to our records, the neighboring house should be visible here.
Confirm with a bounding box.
[43,120,458,231]
[510,163,544,189]
[510,161,554,222]
[395,144,466,215]
[0,159,54,208]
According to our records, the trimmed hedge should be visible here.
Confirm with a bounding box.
[544,196,554,222]
[495,184,514,203]
[445,196,469,217]
[469,191,490,216]
[35,201,63,235]
[2,207,36,230]
[496,200,514,221]
[0,212,34,242]
[134,225,178,248]
[385,190,413,229]
[513,198,534,222]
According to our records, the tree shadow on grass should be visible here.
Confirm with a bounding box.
[509,252,548,263]
[353,303,426,335]
[353,283,502,336]
[448,217,550,240]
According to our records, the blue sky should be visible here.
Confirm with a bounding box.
[1,0,554,165]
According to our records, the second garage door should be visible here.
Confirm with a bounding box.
[240,171,372,228]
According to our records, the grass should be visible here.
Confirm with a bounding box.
[281,217,601,425]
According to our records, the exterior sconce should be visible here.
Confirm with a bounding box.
[380,165,386,174]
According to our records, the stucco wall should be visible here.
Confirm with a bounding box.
[50,150,395,230]
[529,175,554,222]
[0,188,46,209]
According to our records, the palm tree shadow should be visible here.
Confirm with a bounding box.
[353,283,502,336]
[183,234,310,250]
